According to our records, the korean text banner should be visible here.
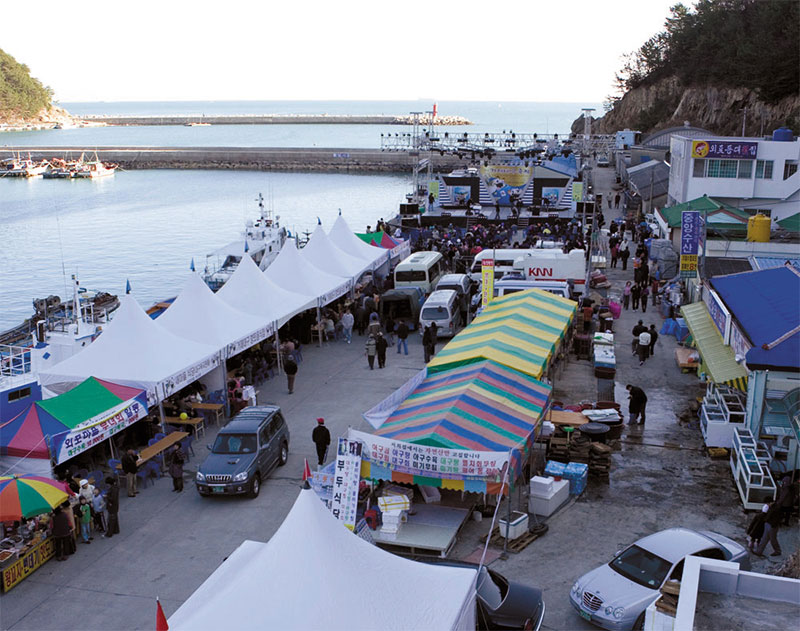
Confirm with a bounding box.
[691,140,757,160]
[349,429,509,482]
[329,438,362,531]
[680,211,701,279]
[481,259,495,308]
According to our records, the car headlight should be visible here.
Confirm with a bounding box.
[604,606,613,616]
[233,472,248,482]
[613,607,625,620]
[571,582,581,596]
[196,472,205,482]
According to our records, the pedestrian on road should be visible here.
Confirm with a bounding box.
[637,328,651,365]
[341,309,354,344]
[746,504,768,551]
[429,322,438,354]
[631,283,641,311]
[640,284,650,313]
[754,500,783,557]
[396,320,409,355]
[648,324,659,357]
[52,505,72,561]
[622,281,632,310]
[312,418,331,466]
[632,320,646,355]
[610,244,619,268]
[284,355,298,394]
[169,443,186,492]
[620,245,630,271]
[121,448,139,497]
[375,332,388,368]
[423,325,434,363]
[365,333,377,369]
[614,193,620,209]
[626,384,647,425]
[104,476,120,537]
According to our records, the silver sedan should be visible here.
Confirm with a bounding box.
[569,528,750,630]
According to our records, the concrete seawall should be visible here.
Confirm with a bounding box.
[8,146,467,173]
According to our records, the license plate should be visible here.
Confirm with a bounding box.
[211,486,225,494]
[579,611,591,621]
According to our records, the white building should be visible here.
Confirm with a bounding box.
[669,129,800,223]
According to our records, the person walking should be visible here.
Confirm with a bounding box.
[626,384,648,425]
[121,448,139,497]
[631,283,641,311]
[429,322,438,355]
[622,281,632,310]
[396,320,409,355]
[52,505,72,561]
[284,355,298,394]
[341,309,354,344]
[640,284,649,313]
[746,504,768,552]
[312,418,331,467]
[614,193,620,209]
[648,324,659,357]
[637,328,651,365]
[620,245,630,271]
[754,500,783,557]
[422,325,433,363]
[365,333,377,369]
[168,443,186,492]
[375,332,388,368]
[610,244,619,268]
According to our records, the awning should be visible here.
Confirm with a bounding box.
[680,302,748,391]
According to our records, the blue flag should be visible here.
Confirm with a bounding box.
[244,240,249,253]
[317,216,322,225]
[190,258,196,272]
[125,279,131,294]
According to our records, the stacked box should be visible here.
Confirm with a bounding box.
[530,476,554,495]
[563,462,589,495]
[544,460,566,477]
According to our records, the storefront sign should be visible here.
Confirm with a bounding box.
[2,537,54,592]
[160,355,220,401]
[704,289,731,342]
[330,438,362,531]
[680,211,701,279]
[729,320,752,361]
[349,429,509,482]
[50,396,148,465]
[691,140,758,160]
[481,259,495,307]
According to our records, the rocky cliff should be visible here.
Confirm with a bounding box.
[574,77,800,138]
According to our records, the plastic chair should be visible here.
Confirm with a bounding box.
[180,435,195,458]
[154,432,166,441]
[107,459,121,476]
[146,460,162,480]
[136,467,150,489]
[147,438,159,447]
[87,470,103,486]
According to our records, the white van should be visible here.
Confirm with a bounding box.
[435,273,471,318]
[394,251,445,294]
[419,290,461,338]
[469,249,565,283]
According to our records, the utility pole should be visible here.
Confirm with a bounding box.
[741,106,747,137]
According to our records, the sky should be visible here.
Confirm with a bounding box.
[2,0,680,103]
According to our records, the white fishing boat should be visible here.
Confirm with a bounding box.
[2,154,49,177]
[203,193,288,290]
[73,155,117,178]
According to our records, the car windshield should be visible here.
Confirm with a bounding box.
[476,567,508,610]
[422,306,449,320]
[211,433,257,454]
[609,545,672,589]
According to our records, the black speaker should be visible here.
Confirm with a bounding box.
[400,203,419,215]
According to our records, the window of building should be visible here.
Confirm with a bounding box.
[7,387,31,402]
[693,159,705,178]
[784,160,798,180]
[737,161,753,179]
[755,160,773,179]
[706,159,738,178]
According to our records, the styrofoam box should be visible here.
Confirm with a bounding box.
[419,485,441,504]
[530,476,554,495]
[498,511,529,540]
[528,478,569,517]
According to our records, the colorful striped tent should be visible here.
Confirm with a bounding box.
[356,231,401,249]
[361,360,551,493]
[0,377,147,462]
[427,289,576,379]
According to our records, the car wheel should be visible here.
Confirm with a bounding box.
[250,474,261,498]
[278,442,288,466]
[633,613,645,631]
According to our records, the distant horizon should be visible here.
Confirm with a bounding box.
[57,98,604,105]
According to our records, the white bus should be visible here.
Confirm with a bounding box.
[394,251,445,294]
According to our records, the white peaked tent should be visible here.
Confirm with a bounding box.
[168,489,477,631]
[157,274,274,359]
[264,238,351,306]
[328,215,390,269]
[301,225,372,280]
[38,296,218,403]
[216,254,315,327]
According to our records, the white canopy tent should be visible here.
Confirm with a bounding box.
[264,238,351,306]
[301,225,373,280]
[38,296,219,405]
[328,215,390,270]
[156,274,274,359]
[216,253,316,327]
[168,489,477,631]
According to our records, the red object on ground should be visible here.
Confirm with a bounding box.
[156,599,169,631]
[302,458,312,482]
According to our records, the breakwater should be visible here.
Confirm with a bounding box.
[82,114,471,126]
[5,146,467,173]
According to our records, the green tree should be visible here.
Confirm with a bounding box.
[0,48,53,120]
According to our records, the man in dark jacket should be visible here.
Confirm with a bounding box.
[631,320,646,355]
[375,332,388,368]
[52,505,73,561]
[121,449,139,497]
[284,356,298,394]
[422,326,433,363]
[648,324,659,357]
[104,476,120,538]
[312,418,331,466]
[396,320,409,355]
[754,500,783,557]
[626,384,648,425]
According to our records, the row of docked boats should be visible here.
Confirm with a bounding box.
[1,153,118,179]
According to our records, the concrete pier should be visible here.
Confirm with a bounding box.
[82,114,471,126]
[6,146,467,173]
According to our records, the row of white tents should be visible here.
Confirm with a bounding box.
[39,216,394,404]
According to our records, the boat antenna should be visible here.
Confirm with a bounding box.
[55,212,69,301]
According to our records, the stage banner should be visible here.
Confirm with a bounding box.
[428,180,439,201]
[349,429,508,482]
[541,187,561,206]
[480,163,532,206]
[691,140,757,160]
[481,259,495,308]
[330,438,362,531]
[50,395,148,465]
[680,211,701,279]
[572,181,584,202]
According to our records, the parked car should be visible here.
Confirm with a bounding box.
[419,289,462,338]
[569,528,749,630]
[597,155,610,167]
[196,405,289,498]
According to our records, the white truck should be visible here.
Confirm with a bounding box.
[510,249,587,296]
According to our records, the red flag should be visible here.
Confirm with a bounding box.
[156,599,169,631]
[302,458,312,482]
[433,103,437,119]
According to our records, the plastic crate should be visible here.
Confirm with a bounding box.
[544,460,566,477]
[563,462,589,495]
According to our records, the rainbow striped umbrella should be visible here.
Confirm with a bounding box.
[0,474,73,521]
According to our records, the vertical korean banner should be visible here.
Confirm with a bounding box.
[680,211,701,279]
[329,438,362,531]
[481,259,495,308]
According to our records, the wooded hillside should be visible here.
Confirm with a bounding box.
[0,48,53,121]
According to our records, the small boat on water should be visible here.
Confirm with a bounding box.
[2,155,50,178]
[202,193,287,290]
[185,122,211,127]
[73,156,118,178]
